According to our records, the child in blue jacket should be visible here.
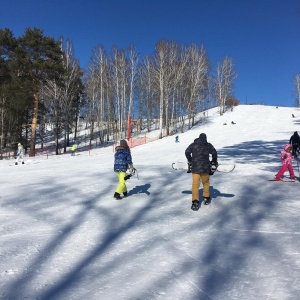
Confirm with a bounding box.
[114,140,134,199]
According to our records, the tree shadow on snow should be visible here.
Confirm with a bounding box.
[4,135,300,299]
[217,139,297,172]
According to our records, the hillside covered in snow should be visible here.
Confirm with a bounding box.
[1,104,300,300]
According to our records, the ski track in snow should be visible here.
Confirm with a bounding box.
[1,105,300,299]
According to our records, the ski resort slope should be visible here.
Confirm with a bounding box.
[1,105,300,300]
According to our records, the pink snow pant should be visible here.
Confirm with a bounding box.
[276,164,295,179]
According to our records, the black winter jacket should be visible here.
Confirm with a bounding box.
[289,132,300,146]
[185,133,218,174]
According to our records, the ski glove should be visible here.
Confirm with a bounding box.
[209,161,218,175]
[187,162,192,173]
[124,174,132,180]
[211,161,218,171]
[128,164,136,173]
[125,164,136,180]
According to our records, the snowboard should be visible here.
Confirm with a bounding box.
[172,161,235,173]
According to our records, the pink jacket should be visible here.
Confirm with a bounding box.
[280,144,293,165]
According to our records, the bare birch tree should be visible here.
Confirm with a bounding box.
[110,47,126,139]
[85,65,99,146]
[42,80,64,155]
[294,74,300,107]
[212,56,237,115]
[88,45,109,144]
[139,56,158,132]
[153,40,180,138]
[127,45,139,120]
[153,40,167,139]
[41,39,83,155]
[185,44,210,127]
[60,39,83,152]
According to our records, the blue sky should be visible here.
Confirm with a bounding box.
[1,0,300,107]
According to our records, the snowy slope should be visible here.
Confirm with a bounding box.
[1,105,300,300]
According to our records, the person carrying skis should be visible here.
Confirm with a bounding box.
[113,139,134,199]
[185,133,218,210]
[15,143,25,165]
[275,144,296,181]
[289,131,300,157]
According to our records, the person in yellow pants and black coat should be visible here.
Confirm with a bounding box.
[114,140,134,199]
[185,133,218,210]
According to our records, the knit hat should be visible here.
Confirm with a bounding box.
[120,139,128,147]
[18,143,21,146]
[284,144,292,151]
[199,133,207,142]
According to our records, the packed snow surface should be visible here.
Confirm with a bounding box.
[1,105,300,300]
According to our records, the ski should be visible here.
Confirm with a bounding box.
[268,178,299,182]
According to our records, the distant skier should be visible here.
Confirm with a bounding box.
[289,131,300,157]
[185,133,218,210]
[71,144,76,156]
[175,136,179,143]
[113,139,134,199]
[274,144,296,181]
[15,143,25,165]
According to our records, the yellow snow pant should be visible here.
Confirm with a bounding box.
[192,173,210,201]
[115,172,127,194]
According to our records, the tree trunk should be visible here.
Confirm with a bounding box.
[29,88,39,157]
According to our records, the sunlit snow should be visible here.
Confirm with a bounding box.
[1,105,300,300]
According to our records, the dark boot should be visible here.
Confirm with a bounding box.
[204,197,211,205]
[114,192,122,200]
[123,191,128,197]
[191,200,199,211]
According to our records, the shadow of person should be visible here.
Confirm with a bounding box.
[209,185,235,202]
[181,185,235,204]
[128,184,151,196]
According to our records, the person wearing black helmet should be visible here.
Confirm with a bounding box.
[185,133,218,210]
